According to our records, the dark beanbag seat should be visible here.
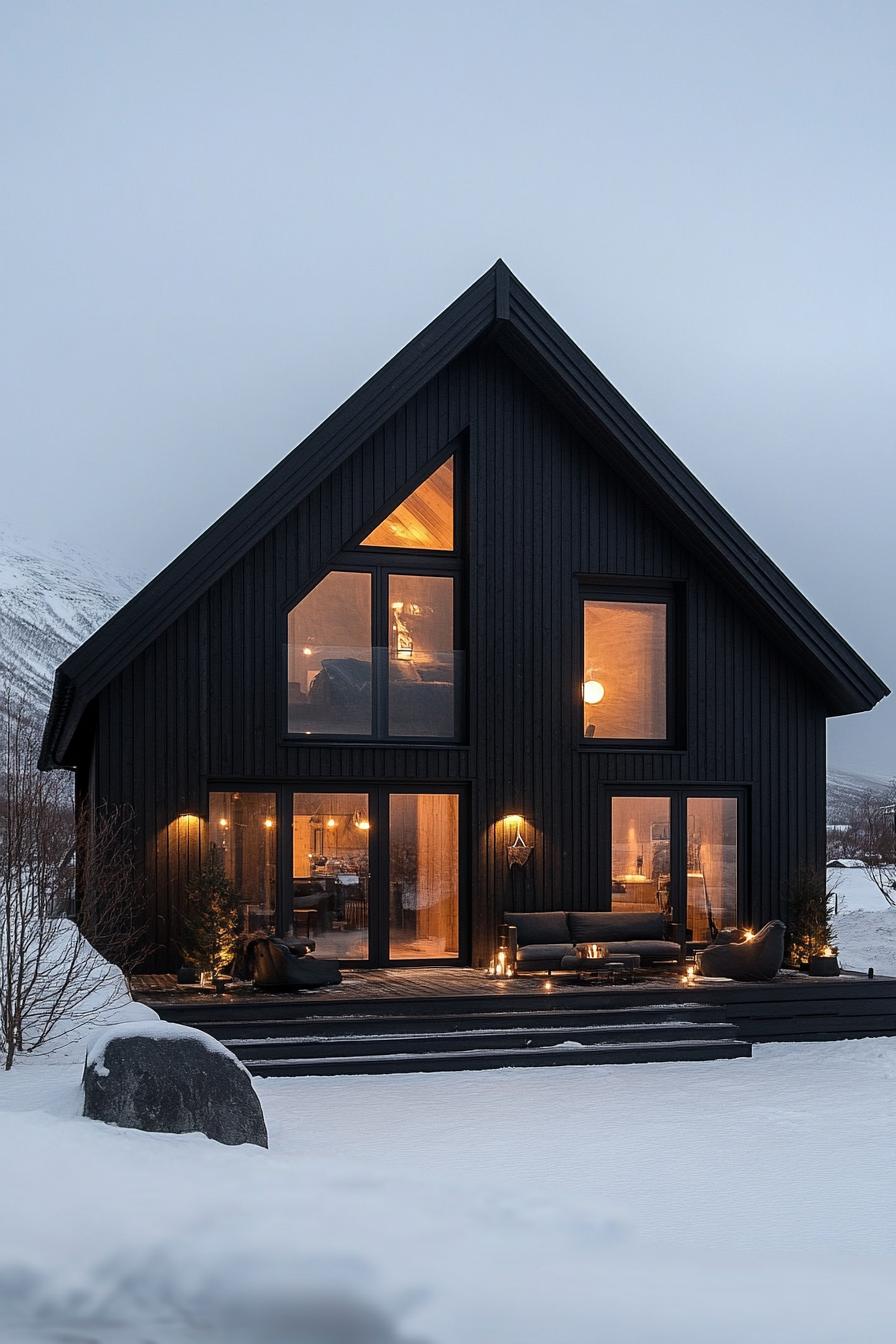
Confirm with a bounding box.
[248,936,342,991]
[696,920,786,981]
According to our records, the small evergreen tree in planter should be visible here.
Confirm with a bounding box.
[785,868,836,968]
[182,845,242,980]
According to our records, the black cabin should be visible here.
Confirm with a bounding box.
[40,262,889,971]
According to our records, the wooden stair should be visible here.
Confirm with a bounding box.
[154,998,752,1076]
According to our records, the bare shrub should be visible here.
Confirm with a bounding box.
[0,690,150,1069]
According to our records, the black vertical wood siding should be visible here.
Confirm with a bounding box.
[90,345,827,967]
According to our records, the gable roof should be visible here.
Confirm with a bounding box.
[40,261,888,767]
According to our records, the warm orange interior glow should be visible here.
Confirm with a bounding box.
[361,457,454,550]
[583,599,666,739]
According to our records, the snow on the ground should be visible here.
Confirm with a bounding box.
[832,866,896,975]
[2,1038,896,1343]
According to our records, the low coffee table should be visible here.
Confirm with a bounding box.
[563,949,641,984]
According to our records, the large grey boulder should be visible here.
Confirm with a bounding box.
[83,1022,268,1148]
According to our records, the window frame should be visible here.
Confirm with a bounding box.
[356,448,458,554]
[206,780,470,966]
[578,580,683,750]
[282,445,467,744]
[599,784,749,944]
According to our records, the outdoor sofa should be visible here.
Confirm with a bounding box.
[503,910,683,974]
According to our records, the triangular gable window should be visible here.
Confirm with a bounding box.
[360,457,454,550]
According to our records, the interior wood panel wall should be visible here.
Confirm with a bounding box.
[90,344,827,968]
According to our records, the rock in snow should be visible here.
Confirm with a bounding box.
[83,1022,268,1148]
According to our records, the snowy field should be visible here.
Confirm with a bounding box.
[2,1040,896,1343]
[831,864,896,975]
[1,865,894,1344]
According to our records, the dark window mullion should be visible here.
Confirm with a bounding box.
[372,568,388,737]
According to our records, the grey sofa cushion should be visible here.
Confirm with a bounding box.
[505,911,571,946]
[515,943,574,969]
[604,939,680,961]
[568,911,666,942]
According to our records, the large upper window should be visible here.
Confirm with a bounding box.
[582,596,668,741]
[361,457,454,550]
[388,573,455,738]
[287,571,372,736]
[287,455,461,739]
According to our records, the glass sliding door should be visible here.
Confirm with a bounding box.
[388,792,459,960]
[607,791,741,942]
[208,791,278,935]
[686,797,738,940]
[291,792,370,959]
[610,796,672,916]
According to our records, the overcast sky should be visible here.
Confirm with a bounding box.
[2,1,894,775]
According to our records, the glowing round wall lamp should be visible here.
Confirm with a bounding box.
[263,817,274,830]
[582,679,605,705]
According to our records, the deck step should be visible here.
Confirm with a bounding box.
[244,1037,752,1076]
[223,1020,740,1061]
[160,1002,722,1040]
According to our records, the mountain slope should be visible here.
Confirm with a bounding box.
[827,767,892,823]
[0,523,143,722]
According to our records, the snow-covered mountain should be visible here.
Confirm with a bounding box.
[0,523,143,722]
[827,767,892,822]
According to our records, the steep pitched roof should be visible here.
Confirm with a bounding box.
[40,261,888,767]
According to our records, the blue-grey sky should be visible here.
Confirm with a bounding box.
[2,1,894,774]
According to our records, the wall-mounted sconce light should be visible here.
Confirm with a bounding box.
[504,814,533,867]
[263,817,274,830]
[582,678,605,705]
[353,809,371,832]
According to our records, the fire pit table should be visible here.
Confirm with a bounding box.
[561,947,641,984]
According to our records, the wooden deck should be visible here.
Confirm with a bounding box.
[132,965,896,1075]
[132,963,887,1008]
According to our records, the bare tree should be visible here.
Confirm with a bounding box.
[861,785,896,907]
[1,690,150,1069]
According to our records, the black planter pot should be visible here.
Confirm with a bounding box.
[808,954,840,977]
[176,964,198,985]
